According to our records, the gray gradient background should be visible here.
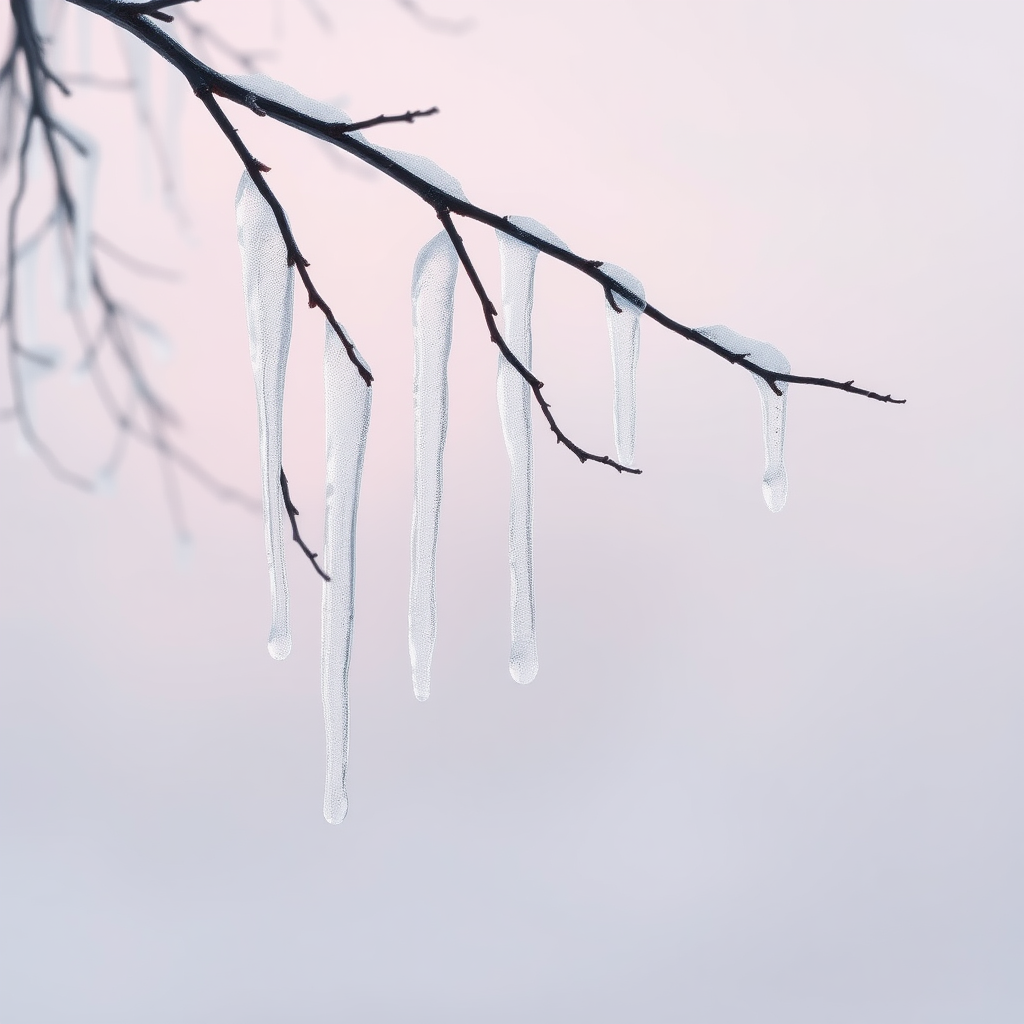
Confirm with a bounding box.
[1,1,1021,1021]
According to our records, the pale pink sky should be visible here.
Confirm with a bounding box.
[1,2,1022,1021]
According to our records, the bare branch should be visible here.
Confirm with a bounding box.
[193,84,373,387]
[340,106,440,133]
[280,468,330,582]
[437,208,641,475]
[66,2,901,409]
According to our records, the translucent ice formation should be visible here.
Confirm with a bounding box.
[226,73,351,126]
[225,74,466,201]
[408,231,459,700]
[602,264,645,468]
[235,171,295,658]
[321,322,372,824]
[494,216,568,685]
[697,325,791,512]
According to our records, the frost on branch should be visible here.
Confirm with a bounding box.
[321,323,372,825]
[697,325,791,512]
[226,73,466,201]
[495,216,568,685]
[226,73,353,126]
[409,231,459,700]
[602,264,645,468]
[235,171,295,659]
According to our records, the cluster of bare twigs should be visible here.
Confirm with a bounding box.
[0,0,261,542]
[4,0,903,576]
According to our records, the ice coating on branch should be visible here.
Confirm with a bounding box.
[225,74,466,200]
[697,325,791,512]
[602,264,645,468]
[362,144,468,202]
[409,231,459,700]
[494,216,568,685]
[321,322,372,825]
[225,74,353,126]
[235,172,295,659]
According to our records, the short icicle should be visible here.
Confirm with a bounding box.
[495,216,568,684]
[235,171,295,659]
[409,231,459,700]
[602,264,646,467]
[321,322,372,825]
[697,325,791,511]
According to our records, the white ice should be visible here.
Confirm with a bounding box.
[321,322,372,825]
[409,231,459,700]
[225,74,466,201]
[226,73,352,126]
[697,325,791,512]
[235,171,295,659]
[602,264,645,468]
[495,215,568,685]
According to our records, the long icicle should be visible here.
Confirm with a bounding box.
[603,264,646,468]
[321,322,372,824]
[409,231,459,700]
[235,171,295,659]
[495,216,568,684]
[697,325,791,511]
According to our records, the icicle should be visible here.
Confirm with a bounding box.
[494,216,568,685]
[321,322,372,825]
[697,325,791,512]
[409,231,459,700]
[235,172,295,659]
[602,264,645,468]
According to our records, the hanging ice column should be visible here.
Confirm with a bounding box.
[321,323,372,824]
[235,172,295,659]
[409,232,459,700]
[697,325,791,511]
[495,216,569,684]
[602,264,646,467]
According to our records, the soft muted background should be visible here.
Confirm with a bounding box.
[1,1,1021,1021]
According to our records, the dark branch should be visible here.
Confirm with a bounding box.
[125,0,198,23]
[93,232,181,280]
[280,468,330,582]
[66,1,901,411]
[339,106,440,134]
[437,208,641,475]
[193,84,373,387]
[1,0,256,526]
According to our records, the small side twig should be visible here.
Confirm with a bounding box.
[195,85,373,387]
[280,468,330,582]
[437,207,641,475]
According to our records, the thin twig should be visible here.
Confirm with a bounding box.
[66,1,902,409]
[280,468,330,582]
[437,208,640,474]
